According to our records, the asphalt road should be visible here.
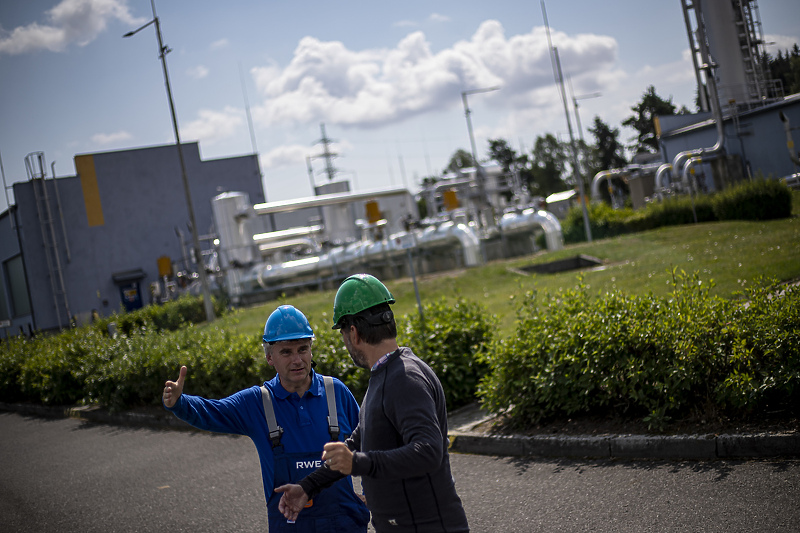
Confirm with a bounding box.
[2,412,799,532]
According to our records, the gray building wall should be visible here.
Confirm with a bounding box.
[2,142,263,337]
[659,94,800,189]
[0,208,35,338]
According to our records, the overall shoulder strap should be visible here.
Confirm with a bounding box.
[260,385,284,448]
[322,376,340,442]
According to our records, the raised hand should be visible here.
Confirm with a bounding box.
[163,365,187,408]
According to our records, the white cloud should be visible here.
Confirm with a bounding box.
[260,144,310,168]
[393,20,418,28]
[429,13,450,23]
[210,38,229,50]
[92,130,132,145]
[0,0,145,55]
[181,107,244,145]
[247,20,618,132]
[187,65,209,79]
[764,33,799,56]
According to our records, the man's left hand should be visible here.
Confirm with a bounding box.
[274,484,308,521]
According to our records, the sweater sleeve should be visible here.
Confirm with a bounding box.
[165,387,257,435]
[350,362,443,479]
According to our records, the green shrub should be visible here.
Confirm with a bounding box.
[398,298,495,411]
[311,320,371,402]
[0,335,37,402]
[312,298,495,411]
[91,295,227,337]
[712,178,793,221]
[83,324,264,411]
[717,281,800,411]
[561,202,635,243]
[478,271,800,430]
[625,195,716,233]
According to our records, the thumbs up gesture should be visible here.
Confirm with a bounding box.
[163,365,187,408]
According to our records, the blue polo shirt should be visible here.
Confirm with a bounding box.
[167,371,366,526]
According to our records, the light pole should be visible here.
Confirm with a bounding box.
[124,0,215,321]
[461,86,500,229]
[542,0,592,242]
[570,85,602,146]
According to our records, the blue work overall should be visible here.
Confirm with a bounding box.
[262,380,369,532]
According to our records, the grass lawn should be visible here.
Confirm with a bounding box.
[214,214,800,339]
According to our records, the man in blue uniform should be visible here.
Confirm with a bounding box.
[275,274,469,532]
[162,304,369,532]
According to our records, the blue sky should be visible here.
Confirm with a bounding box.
[2,0,799,213]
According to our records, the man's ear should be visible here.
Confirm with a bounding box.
[348,324,362,346]
[263,344,274,367]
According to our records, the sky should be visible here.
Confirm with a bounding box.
[1,0,799,214]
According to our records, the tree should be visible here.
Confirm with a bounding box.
[622,85,678,154]
[487,139,519,173]
[529,134,569,196]
[488,139,534,201]
[444,149,475,174]
[586,116,629,204]
[588,116,627,172]
[767,46,800,96]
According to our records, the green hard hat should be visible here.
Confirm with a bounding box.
[332,273,395,329]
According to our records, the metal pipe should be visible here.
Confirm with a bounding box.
[591,169,627,201]
[499,209,563,251]
[50,161,71,262]
[253,186,410,215]
[671,0,727,183]
[683,156,704,223]
[654,163,673,197]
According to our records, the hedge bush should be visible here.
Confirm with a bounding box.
[478,271,800,430]
[0,297,494,413]
[90,294,228,337]
[562,178,792,243]
[712,178,793,221]
[3,270,797,430]
[312,297,495,410]
[561,202,636,243]
[399,298,495,411]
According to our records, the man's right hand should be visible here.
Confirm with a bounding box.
[163,366,186,408]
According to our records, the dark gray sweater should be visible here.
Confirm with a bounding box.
[300,347,469,532]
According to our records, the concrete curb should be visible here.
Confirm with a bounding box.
[448,431,800,460]
[0,402,193,431]
[3,402,798,460]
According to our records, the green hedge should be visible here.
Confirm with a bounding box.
[562,178,793,244]
[90,294,228,337]
[399,298,495,411]
[3,272,797,430]
[313,297,495,410]
[477,271,800,430]
[711,178,793,221]
[0,296,494,413]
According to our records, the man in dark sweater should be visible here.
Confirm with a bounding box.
[275,273,469,532]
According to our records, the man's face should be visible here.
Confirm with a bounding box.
[266,338,313,393]
[340,327,369,369]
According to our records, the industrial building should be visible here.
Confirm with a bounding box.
[0,142,264,338]
[592,0,800,207]
[0,144,424,338]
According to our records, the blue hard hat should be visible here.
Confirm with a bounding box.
[263,305,315,343]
